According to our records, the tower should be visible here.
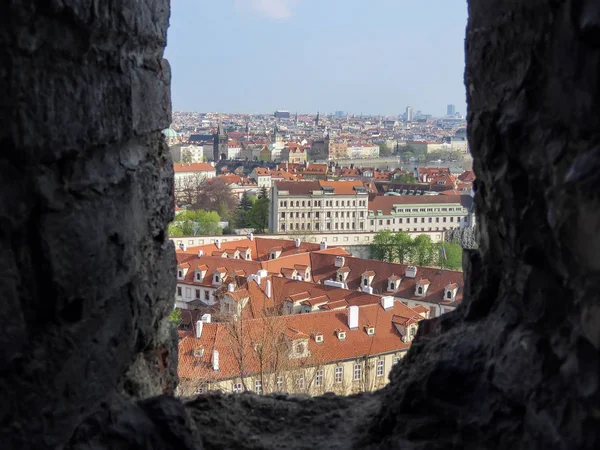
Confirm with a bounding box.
[447,104,456,116]
[315,111,319,128]
[273,123,283,144]
[213,120,228,161]
[405,106,413,122]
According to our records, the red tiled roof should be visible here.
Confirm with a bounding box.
[178,300,422,382]
[310,252,464,306]
[174,163,215,173]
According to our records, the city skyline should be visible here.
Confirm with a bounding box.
[165,0,468,117]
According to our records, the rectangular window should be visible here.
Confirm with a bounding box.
[255,380,262,395]
[335,366,343,384]
[185,287,191,298]
[232,383,242,393]
[387,219,391,225]
[195,289,200,299]
[353,363,362,381]
[428,217,432,223]
[177,287,182,296]
[443,217,447,223]
[281,212,285,218]
[315,370,324,387]
[204,291,209,300]
[370,220,374,225]
[450,217,454,222]
[421,218,425,223]
[393,356,401,366]
[277,375,283,391]
[376,360,385,377]
[316,212,320,218]
[379,220,382,225]
[296,377,304,389]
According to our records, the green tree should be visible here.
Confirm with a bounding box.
[393,173,417,184]
[370,230,396,262]
[235,192,254,228]
[247,188,269,233]
[168,209,222,237]
[434,241,463,271]
[379,144,392,157]
[181,149,192,163]
[392,231,414,263]
[410,234,434,266]
[168,308,182,326]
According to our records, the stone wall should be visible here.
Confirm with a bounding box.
[1,0,599,449]
[0,1,175,448]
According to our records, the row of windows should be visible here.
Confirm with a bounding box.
[279,199,367,208]
[204,358,400,395]
[371,216,466,226]
[281,211,365,219]
[176,286,214,301]
[281,222,364,231]
[392,207,464,213]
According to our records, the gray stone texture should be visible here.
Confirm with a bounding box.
[1,0,599,449]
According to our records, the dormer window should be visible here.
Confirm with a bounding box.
[444,283,458,301]
[195,272,201,281]
[271,253,276,260]
[177,270,183,279]
[315,334,323,343]
[365,326,375,336]
[335,329,346,341]
[415,279,431,297]
[295,343,305,355]
[338,274,344,282]
[363,279,368,287]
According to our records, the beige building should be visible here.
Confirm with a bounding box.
[269,181,370,233]
[280,143,307,164]
[366,195,474,233]
[177,297,425,396]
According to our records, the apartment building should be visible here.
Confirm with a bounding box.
[269,181,370,233]
[177,297,425,396]
[366,195,474,233]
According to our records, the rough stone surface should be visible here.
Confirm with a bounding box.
[2,0,600,449]
[0,1,175,449]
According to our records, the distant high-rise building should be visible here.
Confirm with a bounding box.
[334,110,344,118]
[274,110,290,119]
[447,104,456,116]
[405,106,413,122]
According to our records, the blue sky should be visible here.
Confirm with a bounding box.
[165,0,468,117]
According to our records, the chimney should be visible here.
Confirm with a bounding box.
[179,242,185,251]
[227,283,236,292]
[334,256,345,268]
[196,320,203,338]
[247,233,254,241]
[197,250,204,258]
[257,269,268,278]
[295,238,301,248]
[212,350,219,372]
[405,266,417,278]
[348,305,359,330]
[201,313,211,323]
[215,239,221,249]
[320,241,328,251]
[381,296,394,311]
